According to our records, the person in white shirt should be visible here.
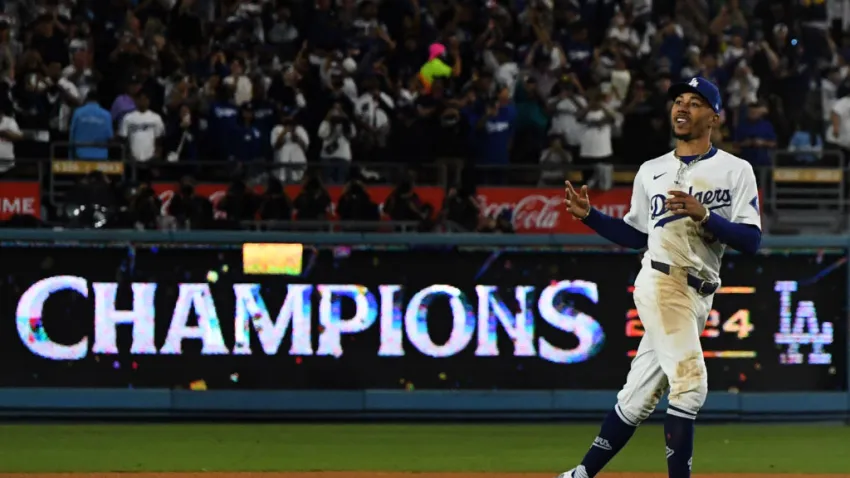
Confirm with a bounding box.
[354,80,394,150]
[318,102,356,183]
[119,91,165,162]
[548,79,587,158]
[224,57,253,106]
[577,91,615,190]
[271,109,310,184]
[0,106,23,174]
[828,95,850,155]
[46,62,82,138]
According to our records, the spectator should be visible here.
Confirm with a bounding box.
[217,178,260,225]
[464,96,517,183]
[166,176,214,229]
[439,182,479,232]
[337,170,380,222]
[228,103,262,163]
[204,85,240,160]
[549,77,586,159]
[384,175,433,229]
[828,92,850,156]
[419,41,461,94]
[354,75,394,161]
[293,173,332,221]
[539,135,572,186]
[164,103,200,163]
[787,116,825,164]
[318,102,356,183]
[736,101,778,168]
[577,90,615,190]
[250,77,278,159]
[258,178,293,222]
[224,57,252,106]
[0,100,23,174]
[111,77,141,127]
[271,107,310,184]
[45,61,82,145]
[69,91,113,160]
[119,91,165,163]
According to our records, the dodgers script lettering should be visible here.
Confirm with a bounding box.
[16,276,607,364]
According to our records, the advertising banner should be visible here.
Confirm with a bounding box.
[0,243,845,391]
[0,181,41,220]
[151,183,632,233]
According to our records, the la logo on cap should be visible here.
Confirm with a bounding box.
[689,78,699,87]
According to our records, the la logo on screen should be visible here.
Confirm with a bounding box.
[15,276,607,364]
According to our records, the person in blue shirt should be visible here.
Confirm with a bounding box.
[463,97,517,183]
[249,77,278,160]
[69,91,113,160]
[228,103,263,162]
[787,115,824,164]
[735,101,777,167]
[204,84,239,160]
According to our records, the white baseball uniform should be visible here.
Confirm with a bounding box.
[614,147,761,425]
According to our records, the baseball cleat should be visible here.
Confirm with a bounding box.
[555,468,575,478]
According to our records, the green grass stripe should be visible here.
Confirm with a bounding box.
[0,424,846,473]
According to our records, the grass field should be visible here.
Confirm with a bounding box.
[0,423,848,476]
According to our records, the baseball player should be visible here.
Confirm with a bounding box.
[559,77,762,478]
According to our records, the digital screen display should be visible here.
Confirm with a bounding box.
[242,243,303,275]
[0,244,845,391]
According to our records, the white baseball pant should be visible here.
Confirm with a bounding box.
[615,264,714,425]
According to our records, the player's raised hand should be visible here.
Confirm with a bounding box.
[666,190,708,222]
[564,181,591,219]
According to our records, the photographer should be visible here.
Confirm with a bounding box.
[384,174,433,231]
[271,107,309,183]
[293,172,332,221]
[354,76,394,161]
[258,177,293,222]
[123,181,163,230]
[166,176,213,230]
[216,177,260,227]
[438,181,481,232]
[337,168,380,225]
[318,102,356,183]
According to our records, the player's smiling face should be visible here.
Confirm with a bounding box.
[671,92,716,141]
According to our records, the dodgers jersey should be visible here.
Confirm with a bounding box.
[623,148,761,282]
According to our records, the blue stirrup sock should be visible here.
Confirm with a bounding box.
[664,411,695,478]
[574,405,638,478]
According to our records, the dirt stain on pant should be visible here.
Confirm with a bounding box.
[669,350,706,406]
[652,270,693,336]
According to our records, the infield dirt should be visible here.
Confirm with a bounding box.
[0,472,847,478]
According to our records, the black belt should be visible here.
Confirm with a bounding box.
[650,260,719,295]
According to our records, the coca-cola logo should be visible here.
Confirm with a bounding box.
[478,194,563,231]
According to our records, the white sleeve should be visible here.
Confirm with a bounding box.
[622,168,650,233]
[118,116,129,137]
[731,162,762,229]
[270,125,283,148]
[6,118,20,134]
[155,115,165,137]
[295,126,309,147]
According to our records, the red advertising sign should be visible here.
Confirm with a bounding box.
[0,181,41,220]
[475,188,633,234]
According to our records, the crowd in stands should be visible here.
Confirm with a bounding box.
[0,0,849,230]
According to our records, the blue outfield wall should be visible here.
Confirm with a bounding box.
[0,228,848,420]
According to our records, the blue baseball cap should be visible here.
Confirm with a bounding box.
[668,76,722,113]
